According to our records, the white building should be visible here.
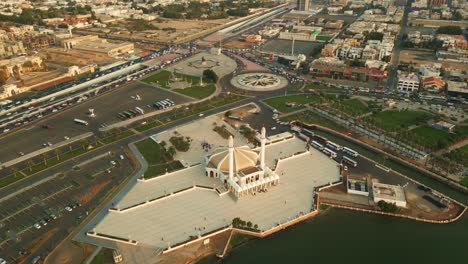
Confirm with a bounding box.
[397,73,420,93]
[205,128,280,197]
[372,182,407,207]
[419,63,441,78]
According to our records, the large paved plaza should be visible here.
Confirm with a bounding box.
[78,115,341,253]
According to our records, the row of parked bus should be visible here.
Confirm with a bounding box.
[309,138,359,167]
[153,99,175,110]
[118,106,146,120]
[292,126,360,168]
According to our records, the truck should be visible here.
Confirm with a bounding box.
[42,124,54,129]
[74,118,89,126]
[135,107,145,115]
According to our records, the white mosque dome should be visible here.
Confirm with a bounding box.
[207,146,259,172]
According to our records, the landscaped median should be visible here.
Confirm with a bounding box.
[0,129,135,189]
[134,94,248,132]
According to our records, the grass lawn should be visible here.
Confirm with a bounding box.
[145,161,184,178]
[135,138,166,164]
[316,35,332,41]
[444,144,468,166]
[369,110,432,131]
[406,126,453,150]
[281,111,347,132]
[304,83,339,91]
[263,94,323,113]
[135,138,184,179]
[142,70,201,88]
[460,177,468,188]
[331,98,370,116]
[91,248,114,264]
[174,84,216,99]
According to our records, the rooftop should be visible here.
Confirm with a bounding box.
[372,182,406,203]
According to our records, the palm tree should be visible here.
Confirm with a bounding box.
[42,153,48,166]
[27,160,33,172]
[55,149,61,161]
[11,167,18,177]
[81,139,88,150]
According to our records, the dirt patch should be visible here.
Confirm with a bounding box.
[222,40,254,49]
[218,103,259,128]
[400,49,467,72]
[156,230,231,264]
[45,240,94,264]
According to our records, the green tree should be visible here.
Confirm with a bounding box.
[203,69,218,83]
[436,26,462,35]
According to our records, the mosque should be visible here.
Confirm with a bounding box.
[205,127,280,197]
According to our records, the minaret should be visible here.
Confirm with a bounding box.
[260,127,266,170]
[228,135,234,180]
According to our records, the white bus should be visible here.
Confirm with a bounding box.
[323,148,337,158]
[311,140,324,150]
[74,118,88,126]
[302,128,314,137]
[342,156,357,167]
[135,106,145,115]
[326,141,342,151]
[343,147,359,157]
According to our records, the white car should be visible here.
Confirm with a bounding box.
[110,160,117,166]
[65,206,73,212]
[64,136,70,140]
[0,257,7,264]
[33,223,41,229]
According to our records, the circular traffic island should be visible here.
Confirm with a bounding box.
[230,73,288,91]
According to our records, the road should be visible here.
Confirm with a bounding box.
[385,3,410,92]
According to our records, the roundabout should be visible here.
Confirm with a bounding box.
[230,73,288,91]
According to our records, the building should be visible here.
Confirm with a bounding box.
[321,44,339,57]
[372,182,407,207]
[278,26,322,42]
[23,34,57,50]
[0,84,21,100]
[309,57,387,82]
[397,73,420,93]
[0,41,25,58]
[0,56,43,76]
[446,81,468,99]
[62,35,134,56]
[428,0,447,7]
[296,0,310,11]
[347,178,369,196]
[205,129,279,197]
[422,76,445,92]
[436,48,468,63]
[432,121,455,133]
[419,63,441,78]
[245,35,262,43]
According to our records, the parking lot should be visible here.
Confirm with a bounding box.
[0,147,135,263]
[0,82,193,164]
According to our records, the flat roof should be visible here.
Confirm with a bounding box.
[372,182,406,203]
